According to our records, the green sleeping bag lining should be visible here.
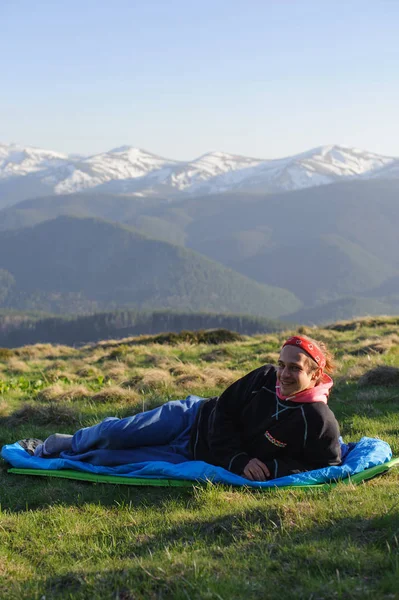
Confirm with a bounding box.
[8,457,399,489]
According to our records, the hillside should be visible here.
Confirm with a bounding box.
[0,192,168,234]
[0,318,398,598]
[233,233,396,305]
[285,296,399,325]
[175,179,399,268]
[2,179,399,322]
[3,179,399,268]
[0,216,301,317]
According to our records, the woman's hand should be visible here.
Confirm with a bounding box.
[242,458,270,481]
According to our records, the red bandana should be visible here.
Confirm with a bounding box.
[282,336,326,370]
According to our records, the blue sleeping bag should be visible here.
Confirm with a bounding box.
[1,436,392,488]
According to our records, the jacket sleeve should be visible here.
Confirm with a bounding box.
[207,366,271,474]
[265,406,341,479]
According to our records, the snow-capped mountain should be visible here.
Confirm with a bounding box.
[45,146,181,195]
[364,157,399,180]
[0,142,397,207]
[0,143,69,179]
[97,150,265,196]
[230,145,396,193]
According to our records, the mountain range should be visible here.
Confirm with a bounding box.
[1,141,399,326]
[1,142,398,208]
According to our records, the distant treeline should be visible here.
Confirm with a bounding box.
[0,310,290,348]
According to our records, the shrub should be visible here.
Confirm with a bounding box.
[99,345,130,361]
[0,348,14,360]
[7,402,79,426]
[134,329,244,346]
[358,366,399,387]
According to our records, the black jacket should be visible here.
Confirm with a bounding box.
[190,365,341,478]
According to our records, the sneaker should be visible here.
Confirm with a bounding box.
[17,438,44,456]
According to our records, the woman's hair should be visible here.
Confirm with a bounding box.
[299,335,336,376]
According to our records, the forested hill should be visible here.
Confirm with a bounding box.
[1,179,399,320]
[0,216,301,317]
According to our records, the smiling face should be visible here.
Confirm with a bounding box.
[276,345,321,396]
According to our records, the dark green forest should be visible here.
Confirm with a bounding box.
[1,179,399,329]
[0,215,300,318]
[0,309,287,347]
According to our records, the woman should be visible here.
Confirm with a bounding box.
[31,335,341,481]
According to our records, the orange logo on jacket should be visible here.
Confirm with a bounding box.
[264,431,287,448]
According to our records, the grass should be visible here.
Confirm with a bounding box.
[0,318,398,599]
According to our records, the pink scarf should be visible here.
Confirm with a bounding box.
[275,373,333,404]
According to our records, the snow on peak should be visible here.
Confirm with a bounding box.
[0,141,398,201]
[53,147,181,195]
[295,145,394,177]
[0,142,69,179]
[193,150,262,168]
[108,145,138,153]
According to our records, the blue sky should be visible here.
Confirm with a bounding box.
[1,0,398,158]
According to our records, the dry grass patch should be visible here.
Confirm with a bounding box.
[47,371,77,383]
[36,384,90,403]
[123,347,172,369]
[349,335,399,356]
[15,344,76,360]
[202,367,240,387]
[13,345,45,359]
[66,359,97,375]
[35,383,66,402]
[104,363,128,382]
[200,348,233,362]
[138,352,181,370]
[6,358,30,374]
[7,402,79,426]
[139,352,163,366]
[0,400,10,417]
[170,363,207,387]
[91,385,140,404]
[49,358,68,368]
[358,366,399,387]
[98,345,139,363]
[123,368,174,392]
[44,367,78,383]
[169,364,233,388]
[88,348,112,363]
[75,365,102,378]
[140,368,173,389]
[257,352,280,364]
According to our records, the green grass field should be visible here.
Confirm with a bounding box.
[0,319,399,599]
